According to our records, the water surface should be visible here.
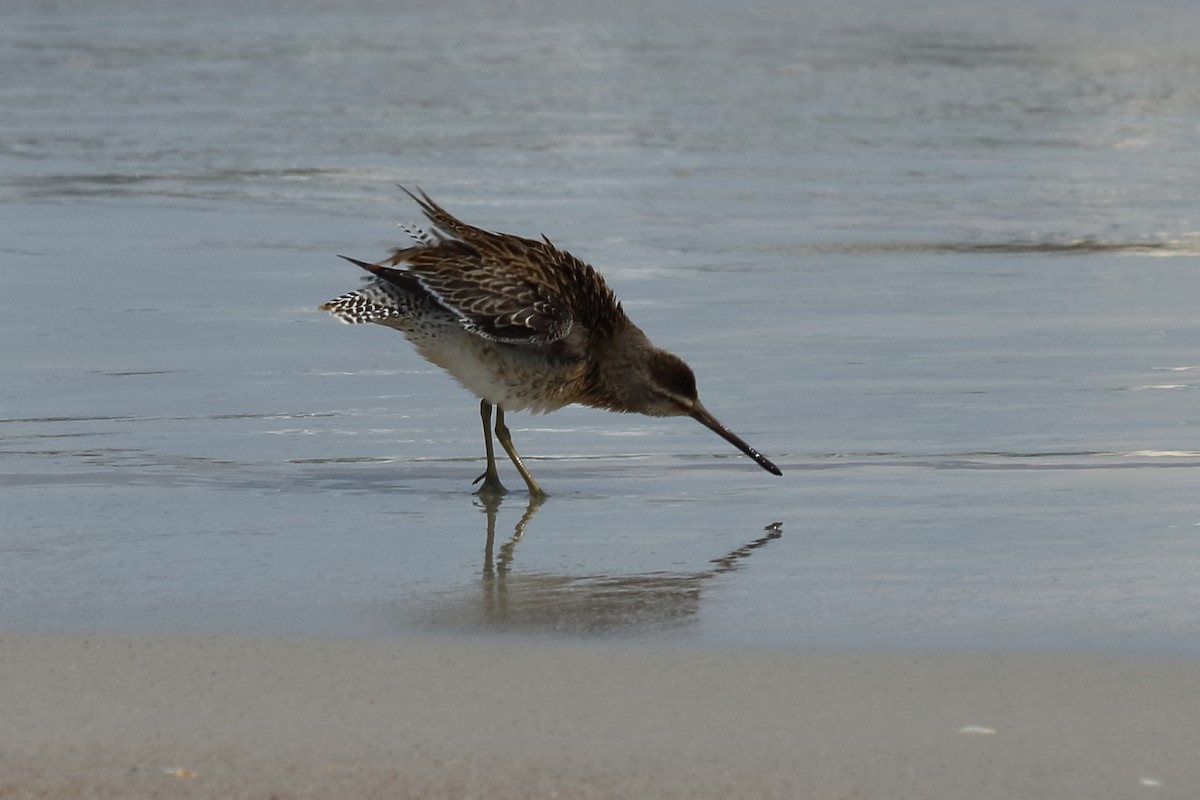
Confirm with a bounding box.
[3,0,1199,655]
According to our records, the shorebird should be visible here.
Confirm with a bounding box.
[320,188,781,497]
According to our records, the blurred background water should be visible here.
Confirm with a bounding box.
[2,0,1199,654]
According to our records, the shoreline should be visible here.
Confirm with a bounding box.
[2,632,1198,798]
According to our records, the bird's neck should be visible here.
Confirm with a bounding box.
[580,323,659,414]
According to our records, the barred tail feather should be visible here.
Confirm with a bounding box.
[319,284,407,325]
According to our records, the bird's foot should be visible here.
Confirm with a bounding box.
[473,471,509,497]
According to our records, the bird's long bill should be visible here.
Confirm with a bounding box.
[689,402,782,476]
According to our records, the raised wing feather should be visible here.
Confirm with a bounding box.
[379,189,578,345]
[337,188,624,348]
[407,257,572,344]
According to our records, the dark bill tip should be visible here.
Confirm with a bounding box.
[689,404,782,476]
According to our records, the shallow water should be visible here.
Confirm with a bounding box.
[3,0,1199,655]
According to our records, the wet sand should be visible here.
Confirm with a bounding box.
[2,633,1198,799]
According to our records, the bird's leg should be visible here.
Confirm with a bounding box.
[473,399,508,496]
[493,406,546,499]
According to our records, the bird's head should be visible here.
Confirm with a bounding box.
[618,344,782,476]
[635,348,700,418]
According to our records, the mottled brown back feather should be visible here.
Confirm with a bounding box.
[375,187,627,347]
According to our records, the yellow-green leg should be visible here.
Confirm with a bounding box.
[472,400,507,496]
[494,406,546,499]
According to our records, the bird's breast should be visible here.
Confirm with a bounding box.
[409,329,585,413]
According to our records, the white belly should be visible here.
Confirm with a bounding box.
[405,326,575,414]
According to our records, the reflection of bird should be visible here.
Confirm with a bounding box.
[419,499,784,637]
[320,188,781,496]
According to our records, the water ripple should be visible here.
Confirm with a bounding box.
[772,235,1200,258]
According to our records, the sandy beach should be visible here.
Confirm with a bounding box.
[1,633,1197,799]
